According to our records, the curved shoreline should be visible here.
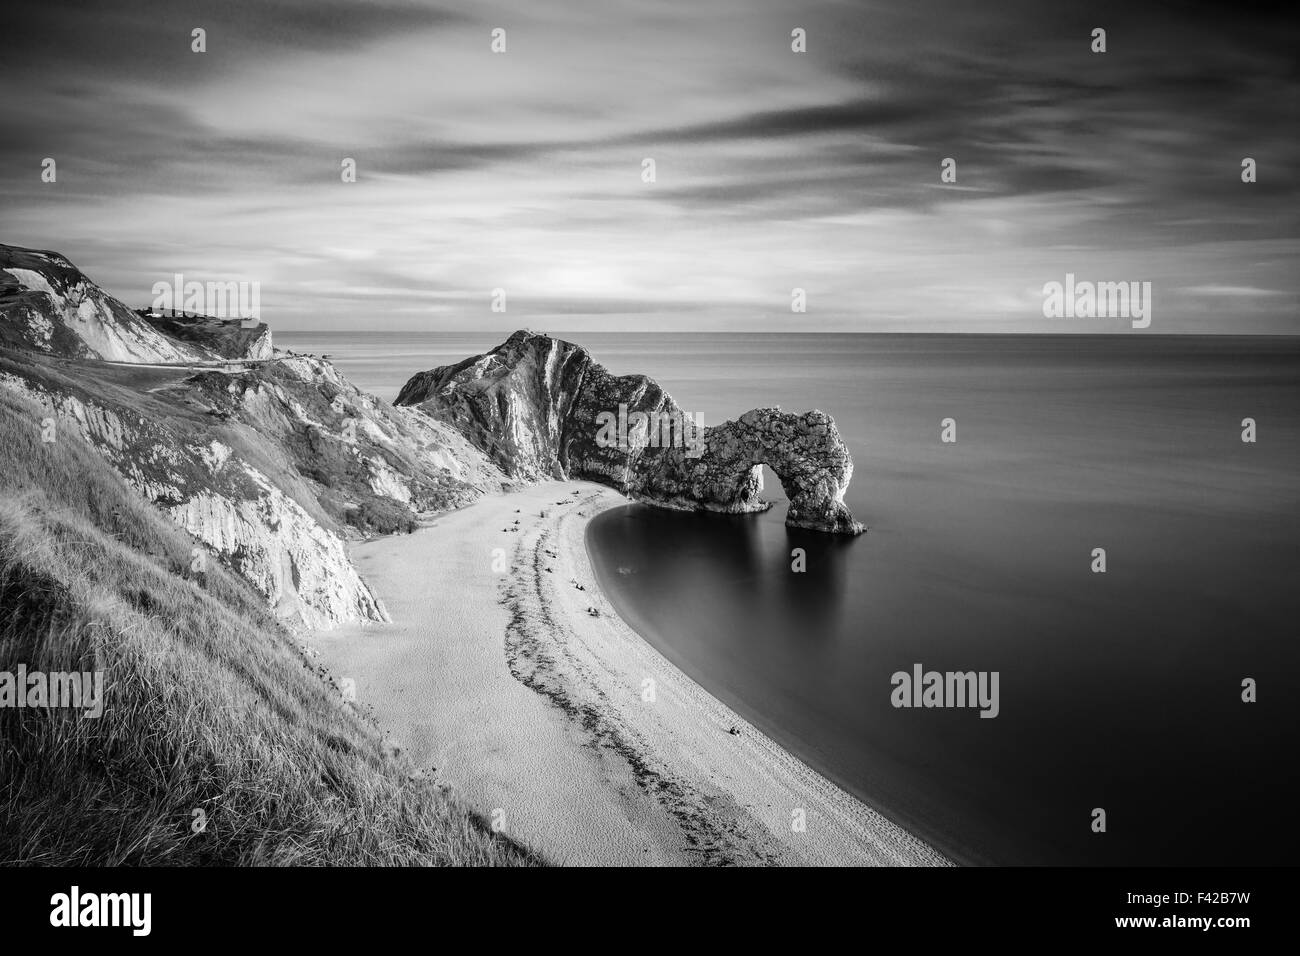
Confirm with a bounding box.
[558,489,950,865]
[312,480,950,866]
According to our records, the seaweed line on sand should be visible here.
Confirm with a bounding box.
[500,496,783,866]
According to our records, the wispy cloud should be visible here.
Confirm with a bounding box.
[1184,285,1290,297]
[1,0,1296,332]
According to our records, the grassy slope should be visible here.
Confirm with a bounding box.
[0,386,538,865]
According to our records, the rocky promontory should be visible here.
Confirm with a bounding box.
[397,330,864,534]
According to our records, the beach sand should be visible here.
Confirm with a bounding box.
[311,480,950,866]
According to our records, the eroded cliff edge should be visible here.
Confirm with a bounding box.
[397,330,864,534]
[0,243,514,630]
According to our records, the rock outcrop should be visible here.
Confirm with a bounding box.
[396,332,588,481]
[0,243,269,362]
[136,309,273,360]
[398,330,864,534]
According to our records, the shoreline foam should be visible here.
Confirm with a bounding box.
[312,480,950,866]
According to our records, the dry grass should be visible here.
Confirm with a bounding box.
[0,387,539,866]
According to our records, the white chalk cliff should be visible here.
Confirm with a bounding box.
[0,244,513,629]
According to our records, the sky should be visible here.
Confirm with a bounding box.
[1,0,1297,333]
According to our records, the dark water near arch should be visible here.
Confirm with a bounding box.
[582,334,1300,865]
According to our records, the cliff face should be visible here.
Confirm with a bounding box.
[0,246,515,628]
[396,332,590,481]
[0,370,377,628]
[399,330,865,534]
[0,353,513,629]
[0,243,269,362]
[135,310,273,360]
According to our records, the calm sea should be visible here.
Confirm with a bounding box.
[282,331,1300,865]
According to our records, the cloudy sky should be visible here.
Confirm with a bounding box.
[2,0,1296,333]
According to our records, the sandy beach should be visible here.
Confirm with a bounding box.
[312,480,950,866]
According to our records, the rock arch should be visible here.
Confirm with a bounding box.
[695,408,863,535]
[398,331,866,535]
[585,406,864,535]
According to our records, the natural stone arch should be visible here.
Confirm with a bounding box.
[588,406,863,535]
[704,409,863,535]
